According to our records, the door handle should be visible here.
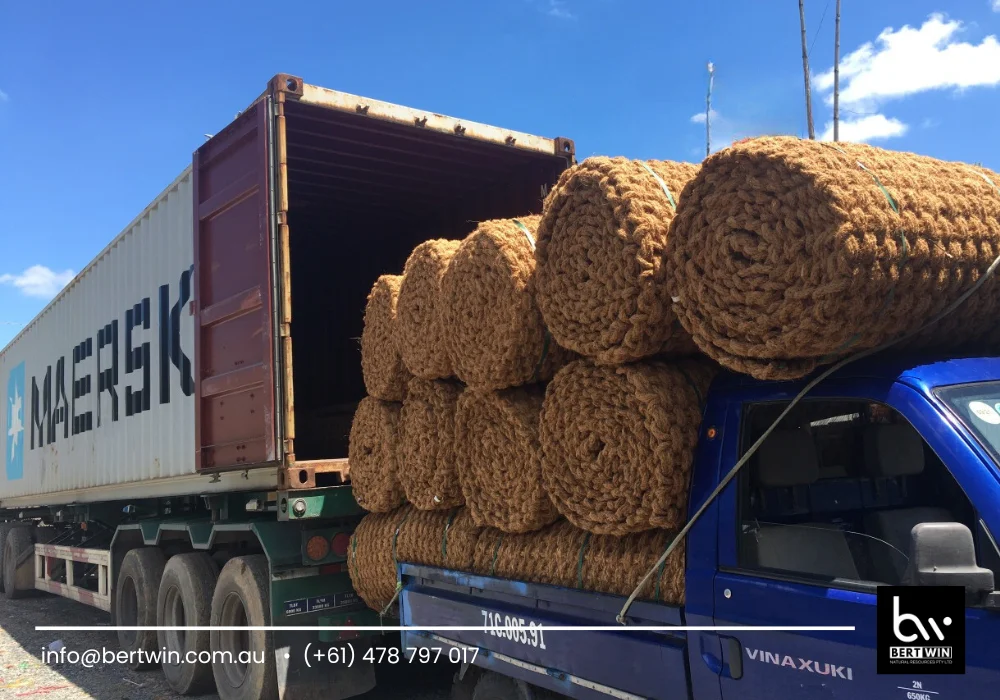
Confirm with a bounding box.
[719,635,743,680]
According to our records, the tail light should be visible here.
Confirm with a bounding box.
[330,533,351,557]
[306,534,330,561]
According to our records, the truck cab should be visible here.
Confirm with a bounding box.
[400,354,1000,699]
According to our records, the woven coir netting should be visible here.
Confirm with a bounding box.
[440,216,572,391]
[540,358,716,535]
[361,275,412,401]
[535,157,701,365]
[396,239,462,380]
[347,397,405,513]
[348,506,413,612]
[473,520,685,605]
[399,378,464,510]
[665,136,1000,380]
[455,386,558,534]
[349,506,484,612]
[396,508,483,572]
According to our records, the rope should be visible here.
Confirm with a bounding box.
[617,247,1000,625]
[379,509,411,618]
[639,162,677,211]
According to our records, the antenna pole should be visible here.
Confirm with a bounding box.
[798,0,816,139]
[706,62,715,157]
[833,0,841,141]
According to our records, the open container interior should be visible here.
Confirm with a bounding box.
[283,99,572,460]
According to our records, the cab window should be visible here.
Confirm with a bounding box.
[736,400,1000,588]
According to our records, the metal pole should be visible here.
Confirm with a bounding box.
[798,0,816,139]
[706,62,715,157]
[833,0,841,141]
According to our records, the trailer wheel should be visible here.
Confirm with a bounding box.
[0,522,21,593]
[116,547,165,670]
[472,672,524,700]
[2,526,35,599]
[157,553,218,695]
[210,555,277,700]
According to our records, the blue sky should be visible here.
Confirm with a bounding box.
[1,0,999,348]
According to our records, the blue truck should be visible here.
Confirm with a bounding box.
[398,354,1000,699]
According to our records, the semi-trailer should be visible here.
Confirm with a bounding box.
[0,73,574,700]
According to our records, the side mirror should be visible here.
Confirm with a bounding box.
[903,522,995,598]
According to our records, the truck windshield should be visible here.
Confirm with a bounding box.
[936,381,1000,466]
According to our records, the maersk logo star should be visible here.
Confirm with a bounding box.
[8,384,22,460]
[5,362,26,481]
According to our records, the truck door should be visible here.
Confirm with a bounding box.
[712,381,1000,699]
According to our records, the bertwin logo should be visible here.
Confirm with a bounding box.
[876,586,965,674]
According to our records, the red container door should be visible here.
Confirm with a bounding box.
[192,98,282,471]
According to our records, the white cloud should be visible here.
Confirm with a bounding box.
[545,0,574,19]
[812,13,1000,143]
[814,13,1000,107]
[0,265,76,299]
[820,114,908,142]
[993,0,1000,12]
[0,89,8,102]
[690,109,719,124]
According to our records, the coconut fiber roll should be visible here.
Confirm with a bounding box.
[395,508,483,572]
[361,275,412,401]
[474,520,685,605]
[396,239,462,379]
[666,136,1000,380]
[348,397,405,513]
[535,157,701,365]
[540,358,716,536]
[399,378,464,510]
[456,386,558,534]
[347,506,413,612]
[440,216,572,391]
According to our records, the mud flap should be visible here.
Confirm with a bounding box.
[274,631,376,700]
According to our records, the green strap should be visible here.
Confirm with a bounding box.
[489,534,505,577]
[575,533,592,589]
[531,328,553,384]
[653,549,669,600]
[513,219,536,250]
[391,510,412,569]
[816,145,909,363]
[441,508,459,560]
[639,162,677,211]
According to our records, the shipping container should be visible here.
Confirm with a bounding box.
[0,73,574,510]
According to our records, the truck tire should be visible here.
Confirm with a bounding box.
[2,526,35,599]
[0,522,21,593]
[471,672,523,700]
[157,553,219,695]
[116,547,166,670]
[210,555,277,700]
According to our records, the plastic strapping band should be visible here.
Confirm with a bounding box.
[489,535,505,577]
[513,219,536,250]
[639,162,677,212]
[971,167,1000,194]
[817,145,909,363]
[532,328,552,383]
[441,508,459,560]
[575,533,592,589]
[380,510,412,617]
